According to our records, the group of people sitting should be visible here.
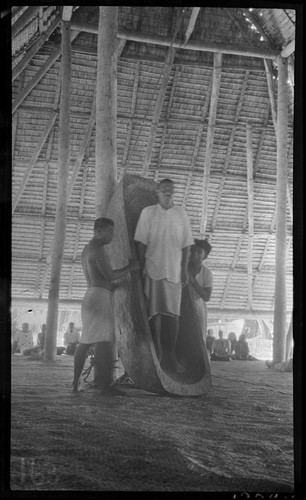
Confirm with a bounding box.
[12,321,81,357]
[206,329,257,361]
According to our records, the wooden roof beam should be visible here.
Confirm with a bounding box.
[184,7,201,45]
[200,52,222,237]
[12,13,62,82]
[183,74,213,208]
[12,6,41,38]
[12,30,80,114]
[70,21,279,59]
[220,234,245,308]
[12,113,57,212]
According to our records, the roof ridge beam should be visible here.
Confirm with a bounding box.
[70,21,279,59]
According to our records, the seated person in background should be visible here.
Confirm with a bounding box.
[23,323,47,356]
[227,331,238,357]
[233,333,257,360]
[211,329,231,361]
[188,240,213,342]
[64,322,80,355]
[15,323,34,355]
[206,329,215,355]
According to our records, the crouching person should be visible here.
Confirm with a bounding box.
[72,217,140,395]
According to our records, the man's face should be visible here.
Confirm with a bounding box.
[157,182,174,209]
[96,225,114,244]
[191,247,205,265]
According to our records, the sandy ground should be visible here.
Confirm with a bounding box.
[9,354,295,493]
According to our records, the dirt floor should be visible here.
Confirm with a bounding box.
[9,353,295,493]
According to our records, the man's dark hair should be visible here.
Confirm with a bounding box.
[159,178,174,187]
[94,217,114,231]
[194,239,212,256]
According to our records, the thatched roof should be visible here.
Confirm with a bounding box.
[11,6,296,319]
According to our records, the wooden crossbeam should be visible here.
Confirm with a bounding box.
[210,71,249,233]
[200,53,222,237]
[70,21,279,59]
[184,7,201,45]
[246,123,254,309]
[13,13,62,82]
[12,113,57,212]
[12,30,79,114]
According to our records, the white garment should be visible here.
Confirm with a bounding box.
[134,204,194,283]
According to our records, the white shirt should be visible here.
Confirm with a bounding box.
[134,204,194,283]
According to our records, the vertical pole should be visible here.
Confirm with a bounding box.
[246,123,254,309]
[95,6,118,217]
[44,20,71,361]
[273,57,288,364]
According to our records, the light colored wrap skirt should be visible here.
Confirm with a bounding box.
[143,273,182,319]
[81,287,115,344]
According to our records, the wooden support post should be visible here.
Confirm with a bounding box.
[95,6,118,217]
[273,57,288,364]
[44,20,71,361]
[246,123,254,309]
[200,52,222,237]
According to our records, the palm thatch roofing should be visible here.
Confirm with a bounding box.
[11,6,297,321]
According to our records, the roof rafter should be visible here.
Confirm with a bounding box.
[12,113,57,213]
[154,64,180,183]
[183,74,213,209]
[210,70,250,233]
[184,7,201,45]
[12,30,80,114]
[200,52,222,237]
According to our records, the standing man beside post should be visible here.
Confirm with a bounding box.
[72,217,140,395]
[134,178,194,373]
